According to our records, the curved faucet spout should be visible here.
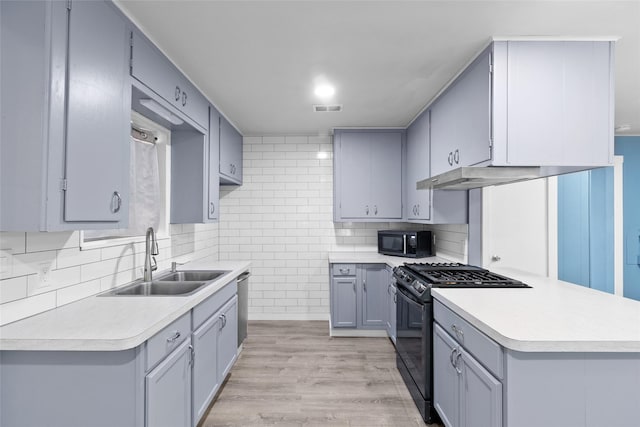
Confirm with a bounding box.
[144,227,158,282]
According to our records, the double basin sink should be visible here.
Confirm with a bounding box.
[101,270,230,297]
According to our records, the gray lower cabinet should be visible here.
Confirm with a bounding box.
[333,130,403,221]
[361,265,389,327]
[434,323,502,427]
[331,277,357,327]
[219,115,243,185]
[330,263,388,330]
[217,296,239,380]
[192,311,222,423]
[0,281,240,427]
[1,0,130,231]
[146,340,193,427]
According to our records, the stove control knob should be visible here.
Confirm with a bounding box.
[416,283,426,294]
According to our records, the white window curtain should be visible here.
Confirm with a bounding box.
[84,137,160,239]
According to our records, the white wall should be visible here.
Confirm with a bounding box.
[219,135,468,320]
[0,224,218,325]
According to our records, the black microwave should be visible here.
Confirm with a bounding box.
[377,230,432,258]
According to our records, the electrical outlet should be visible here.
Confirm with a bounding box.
[38,262,51,287]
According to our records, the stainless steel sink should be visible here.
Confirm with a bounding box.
[155,270,227,282]
[99,270,231,297]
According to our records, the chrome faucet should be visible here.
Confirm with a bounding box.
[144,227,159,282]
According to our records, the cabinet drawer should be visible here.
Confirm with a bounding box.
[331,264,356,276]
[131,31,208,129]
[193,280,238,329]
[146,312,191,371]
[434,300,503,379]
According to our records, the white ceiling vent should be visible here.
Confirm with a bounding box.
[313,104,342,112]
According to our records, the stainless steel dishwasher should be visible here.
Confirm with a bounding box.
[237,271,250,347]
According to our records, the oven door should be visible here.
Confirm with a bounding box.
[395,286,431,400]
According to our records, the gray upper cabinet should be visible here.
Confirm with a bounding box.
[430,49,492,177]
[334,130,403,222]
[430,40,614,178]
[131,31,209,130]
[0,0,130,231]
[219,116,243,185]
[170,105,220,224]
[208,107,221,220]
[406,110,468,224]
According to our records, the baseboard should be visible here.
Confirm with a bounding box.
[329,328,389,338]
[248,313,330,321]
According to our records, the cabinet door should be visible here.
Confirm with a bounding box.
[131,32,208,129]
[208,107,221,220]
[64,0,130,223]
[369,132,403,219]
[460,348,502,427]
[146,340,192,427]
[217,296,238,381]
[219,116,243,184]
[434,324,460,427]
[192,313,221,425]
[430,50,492,177]
[337,132,371,219]
[360,265,388,328]
[406,111,431,220]
[331,277,357,327]
[170,130,207,224]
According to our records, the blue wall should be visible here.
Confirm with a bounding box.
[615,136,640,300]
[557,167,614,293]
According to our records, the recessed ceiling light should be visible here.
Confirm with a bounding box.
[314,84,335,98]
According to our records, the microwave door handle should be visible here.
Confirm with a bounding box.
[403,235,407,255]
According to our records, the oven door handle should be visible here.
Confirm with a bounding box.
[396,286,425,311]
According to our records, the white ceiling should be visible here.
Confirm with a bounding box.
[115,0,640,137]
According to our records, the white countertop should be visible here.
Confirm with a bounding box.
[0,260,250,352]
[328,251,452,267]
[432,267,640,353]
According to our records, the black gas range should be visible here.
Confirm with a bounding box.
[393,262,530,424]
[394,262,531,302]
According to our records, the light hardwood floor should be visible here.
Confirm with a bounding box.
[200,321,443,427]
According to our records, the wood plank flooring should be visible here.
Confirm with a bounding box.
[200,321,443,427]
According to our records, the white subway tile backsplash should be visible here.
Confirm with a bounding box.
[26,231,79,252]
[57,279,101,306]
[0,292,56,325]
[0,276,28,304]
[0,232,26,254]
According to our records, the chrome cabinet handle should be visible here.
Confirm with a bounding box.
[181,91,187,106]
[210,202,215,215]
[449,347,457,368]
[374,205,378,215]
[363,280,366,292]
[352,282,356,293]
[111,191,122,213]
[393,293,397,303]
[451,324,465,341]
[454,149,460,164]
[166,331,181,343]
[188,344,195,366]
[416,204,420,215]
[219,315,225,330]
[455,350,463,375]
[448,152,454,166]
[339,268,350,274]
[365,205,369,215]
[175,86,181,101]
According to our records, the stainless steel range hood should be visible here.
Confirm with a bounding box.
[417,166,543,190]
